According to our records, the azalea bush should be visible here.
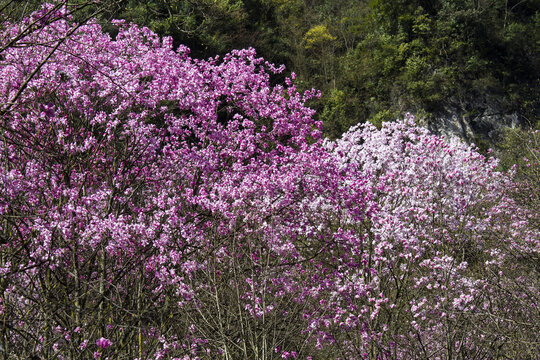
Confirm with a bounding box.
[0,4,538,359]
[328,118,539,359]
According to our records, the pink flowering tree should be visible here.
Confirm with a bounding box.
[0,4,538,359]
[0,4,343,358]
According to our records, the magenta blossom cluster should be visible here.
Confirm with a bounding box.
[96,337,112,349]
[0,4,538,359]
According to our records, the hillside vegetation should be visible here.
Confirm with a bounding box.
[4,0,538,138]
[99,0,539,138]
[0,2,538,359]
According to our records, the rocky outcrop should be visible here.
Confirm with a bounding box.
[416,95,521,146]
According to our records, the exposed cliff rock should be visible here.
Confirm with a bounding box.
[416,95,522,148]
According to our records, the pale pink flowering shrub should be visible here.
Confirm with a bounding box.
[325,116,540,358]
[0,4,538,359]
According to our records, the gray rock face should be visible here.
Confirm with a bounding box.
[416,96,521,146]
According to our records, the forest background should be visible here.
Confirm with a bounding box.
[5,0,538,140]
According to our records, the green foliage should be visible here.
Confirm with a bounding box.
[368,109,399,129]
[319,88,358,136]
[9,0,537,140]
[296,0,538,137]
[498,125,540,228]
[303,24,336,49]
[0,0,43,20]
[499,124,540,174]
